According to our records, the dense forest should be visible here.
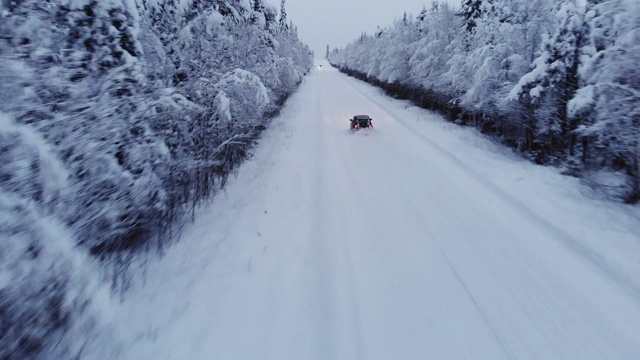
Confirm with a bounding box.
[329,0,639,202]
[0,0,312,358]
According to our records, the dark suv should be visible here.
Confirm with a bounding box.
[349,115,373,130]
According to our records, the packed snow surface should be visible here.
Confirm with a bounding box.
[101,60,640,360]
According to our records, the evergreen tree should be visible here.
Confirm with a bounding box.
[254,0,264,12]
[570,0,640,200]
[0,0,313,357]
[461,0,483,33]
[416,5,428,23]
[279,0,288,32]
[328,0,638,203]
[510,0,589,162]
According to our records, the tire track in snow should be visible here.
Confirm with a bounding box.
[338,73,640,303]
[336,122,512,357]
[326,151,370,360]
[339,100,631,358]
[356,127,517,359]
[309,74,368,360]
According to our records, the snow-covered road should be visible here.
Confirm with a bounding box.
[105,60,640,360]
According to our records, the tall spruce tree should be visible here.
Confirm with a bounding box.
[279,0,288,32]
[510,0,589,162]
[461,0,483,33]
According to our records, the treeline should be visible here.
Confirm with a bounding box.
[329,0,639,202]
[0,0,312,358]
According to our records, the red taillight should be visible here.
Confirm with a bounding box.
[355,124,359,129]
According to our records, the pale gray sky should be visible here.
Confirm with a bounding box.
[266,0,462,56]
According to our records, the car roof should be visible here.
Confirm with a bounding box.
[354,115,370,119]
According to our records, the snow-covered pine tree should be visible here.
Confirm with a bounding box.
[378,16,417,84]
[457,0,546,140]
[1,0,313,357]
[460,0,483,33]
[409,2,461,95]
[569,0,640,201]
[510,0,589,163]
[330,0,638,203]
[278,0,288,32]
[254,0,265,12]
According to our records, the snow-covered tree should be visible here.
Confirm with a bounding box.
[509,0,589,162]
[254,0,265,12]
[278,0,288,32]
[330,0,637,201]
[458,0,547,137]
[0,0,312,357]
[409,2,461,93]
[569,0,640,200]
[0,113,99,360]
[378,17,417,84]
[460,0,483,33]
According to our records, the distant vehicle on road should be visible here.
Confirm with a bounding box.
[319,64,323,69]
[349,115,373,131]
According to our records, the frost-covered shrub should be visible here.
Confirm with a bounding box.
[0,115,69,211]
[216,69,270,126]
[0,196,92,360]
[0,114,95,360]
